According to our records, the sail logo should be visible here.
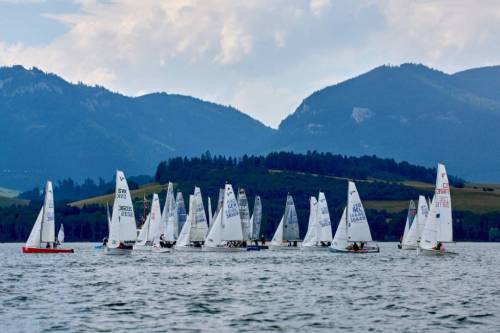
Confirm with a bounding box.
[225,198,239,218]
[117,188,127,199]
[350,203,366,223]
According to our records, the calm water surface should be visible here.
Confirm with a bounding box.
[1,242,499,332]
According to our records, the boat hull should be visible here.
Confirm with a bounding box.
[329,246,380,253]
[22,247,74,254]
[269,244,300,251]
[301,246,330,251]
[175,246,202,252]
[202,246,247,252]
[132,244,153,252]
[151,247,171,253]
[104,246,132,255]
[401,244,417,250]
[419,248,458,256]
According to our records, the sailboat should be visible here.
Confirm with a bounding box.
[160,182,177,248]
[400,196,428,250]
[175,187,209,251]
[23,181,74,253]
[398,200,416,249]
[270,194,300,250]
[105,170,137,255]
[203,183,246,252]
[330,181,379,253]
[419,163,456,255]
[301,192,332,251]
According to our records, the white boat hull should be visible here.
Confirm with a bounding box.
[104,246,132,255]
[301,246,331,251]
[269,244,300,251]
[175,246,203,252]
[132,244,152,252]
[419,248,458,256]
[329,246,380,253]
[151,246,171,253]
[202,246,247,252]
[401,244,417,250]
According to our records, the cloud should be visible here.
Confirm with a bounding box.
[1,0,500,128]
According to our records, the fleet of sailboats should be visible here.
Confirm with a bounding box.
[21,163,458,257]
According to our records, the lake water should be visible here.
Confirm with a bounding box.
[1,242,499,332]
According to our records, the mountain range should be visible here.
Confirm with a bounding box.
[1,63,500,189]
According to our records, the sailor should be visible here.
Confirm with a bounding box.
[360,242,364,249]
[260,234,266,245]
[434,242,443,251]
[102,237,108,246]
[352,242,360,251]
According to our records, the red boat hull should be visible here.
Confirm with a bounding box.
[22,247,74,254]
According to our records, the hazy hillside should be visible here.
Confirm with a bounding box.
[0,66,274,189]
[275,63,500,181]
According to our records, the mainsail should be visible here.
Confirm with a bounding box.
[161,182,177,241]
[190,187,209,242]
[346,181,373,242]
[435,163,453,242]
[41,181,55,243]
[221,184,243,241]
[175,192,187,233]
[416,195,429,241]
[250,196,262,240]
[283,194,300,241]
[238,189,251,241]
[316,192,332,242]
[302,196,318,246]
[149,193,162,244]
[108,170,137,248]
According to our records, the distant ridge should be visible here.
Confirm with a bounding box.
[0,66,275,189]
[2,62,500,189]
[274,63,500,182]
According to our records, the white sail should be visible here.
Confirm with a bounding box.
[191,187,209,242]
[302,197,318,246]
[106,202,111,231]
[416,195,429,241]
[270,216,284,245]
[175,192,187,233]
[332,208,348,249]
[347,181,373,242]
[148,193,162,243]
[317,192,332,242]
[420,199,438,250]
[161,182,177,241]
[41,181,55,243]
[57,224,65,244]
[221,184,243,241]
[136,214,151,245]
[435,163,453,242]
[26,207,43,248]
[283,195,300,241]
[208,197,213,227]
[204,209,222,247]
[238,189,252,241]
[250,196,262,240]
[108,170,137,248]
[176,214,192,247]
[401,200,416,245]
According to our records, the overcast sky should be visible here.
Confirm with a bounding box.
[1,0,500,128]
